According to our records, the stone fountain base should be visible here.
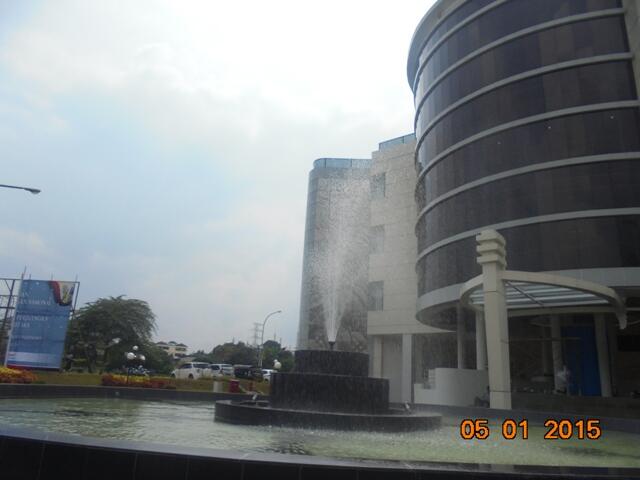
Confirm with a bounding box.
[214,349,442,432]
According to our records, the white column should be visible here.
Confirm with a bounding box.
[475,311,487,370]
[550,315,563,392]
[541,325,552,375]
[401,333,412,403]
[457,304,466,369]
[594,314,612,397]
[476,230,511,409]
[372,336,383,378]
[607,320,618,395]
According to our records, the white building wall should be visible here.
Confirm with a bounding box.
[367,137,444,403]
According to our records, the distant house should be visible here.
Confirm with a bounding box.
[155,341,188,360]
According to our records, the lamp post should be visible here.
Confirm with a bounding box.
[0,183,40,364]
[124,345,145,385]
[0,184,41,195]
[258,310,281,368]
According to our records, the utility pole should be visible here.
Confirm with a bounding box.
[250,322,262,347]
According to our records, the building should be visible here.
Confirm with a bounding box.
[367,134,449,403]
[155,341,188,360]
[408,0,640,399]
[297,158,371,352]
[297,137,454,404]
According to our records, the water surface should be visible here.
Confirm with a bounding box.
[0,398,639,468]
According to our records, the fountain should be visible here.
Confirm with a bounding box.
[214,349,442,431]
[303,172,370,352]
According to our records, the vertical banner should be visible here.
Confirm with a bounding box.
[6,279,77,369]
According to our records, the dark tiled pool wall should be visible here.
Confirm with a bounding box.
[2,430,639,480]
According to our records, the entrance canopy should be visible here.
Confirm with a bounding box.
[460,270,627,329]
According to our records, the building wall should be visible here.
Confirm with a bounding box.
[367,136,448,402]
[368,136,429,337]
[297,158,371,352]
[408,0,640,325]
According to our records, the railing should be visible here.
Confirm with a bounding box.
[378,133,416,151]
[313,158,371,169]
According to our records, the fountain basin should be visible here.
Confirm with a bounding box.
[2,387,640,478]
[215,399,441,431]
[215,349,437,430]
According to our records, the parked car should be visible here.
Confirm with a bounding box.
[233,365,263,381]
[171,362,212,380]
[261,369,275,382]
[209,364,234,377]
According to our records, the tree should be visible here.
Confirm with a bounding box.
[65,296,157,373]
[210,341,257,365]
[261,340,294,372]
[191,350,215,363]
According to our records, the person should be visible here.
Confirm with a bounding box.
[555,365,571,394]
[474,386,490,407]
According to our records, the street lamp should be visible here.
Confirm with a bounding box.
[124,345,145,385]
[258,310,281,368]
[0,184,41,195]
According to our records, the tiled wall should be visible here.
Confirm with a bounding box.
[1,432,635,480]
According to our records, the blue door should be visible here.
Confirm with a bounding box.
[562,326,601,396]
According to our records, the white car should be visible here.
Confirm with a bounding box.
[262,369,275,382]
[209,364,234,377]
[171,362,213,380]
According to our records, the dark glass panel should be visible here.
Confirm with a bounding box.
[415,17,628,124]
[417,108,640,207]
[418,159,640,249]
[418,215,640,295]
[418,61,634,164]
[418,0,620,89]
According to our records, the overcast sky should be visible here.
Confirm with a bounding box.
[1,1,435,352]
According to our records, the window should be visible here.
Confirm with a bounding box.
[370,225,385,254]
[368,281,384,311]
[371,173,386,199]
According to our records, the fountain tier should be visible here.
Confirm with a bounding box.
[214,350,441,432]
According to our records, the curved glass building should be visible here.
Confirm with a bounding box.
[409,0,640,325]
[407,0,640,399]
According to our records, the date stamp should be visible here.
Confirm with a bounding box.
[459,418,602,440]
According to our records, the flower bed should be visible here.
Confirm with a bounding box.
[0,367,37,384]
[100,373,176,389]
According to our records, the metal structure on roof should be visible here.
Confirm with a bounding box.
[460,269,627,329]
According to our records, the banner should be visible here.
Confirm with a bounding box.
[6,279,77,369]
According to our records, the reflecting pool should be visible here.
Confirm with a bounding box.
[1,398,639,468]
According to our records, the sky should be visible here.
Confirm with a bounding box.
[0,0,435,352]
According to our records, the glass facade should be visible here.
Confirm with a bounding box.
[415,16,629,127]
[415,0,620,94]
[418,60,635,165]
[419,108,640,209]
[409,0,640,301]
[418,216,640,295]
[418,160,640,250]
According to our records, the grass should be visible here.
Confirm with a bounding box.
[30,371,270,395]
